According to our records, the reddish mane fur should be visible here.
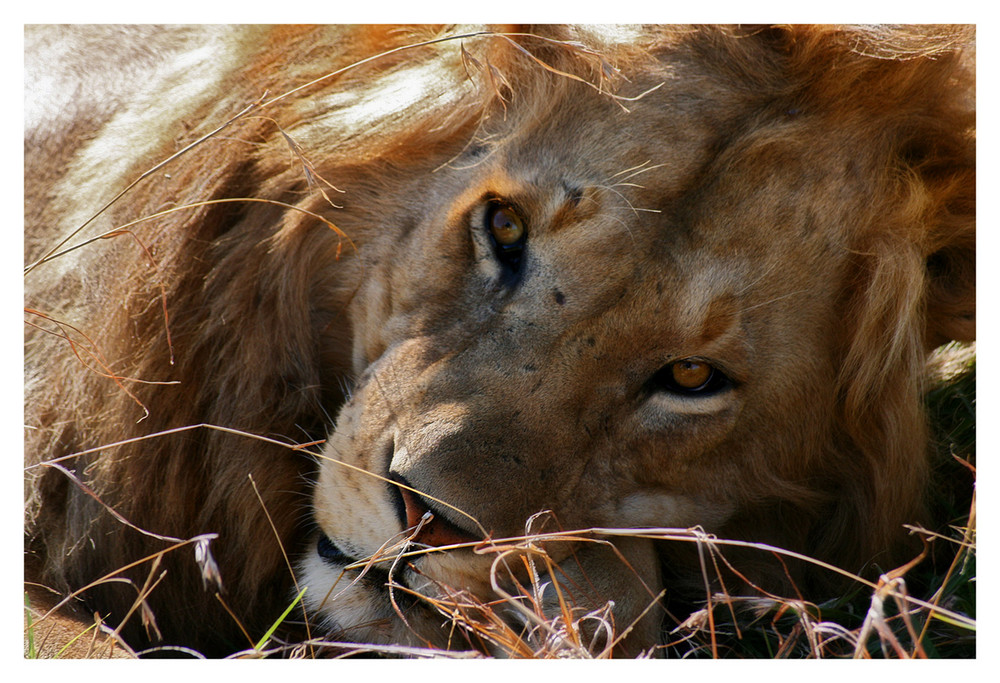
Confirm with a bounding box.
[25,25,974,656]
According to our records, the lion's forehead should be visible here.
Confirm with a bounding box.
[463,101,858,288]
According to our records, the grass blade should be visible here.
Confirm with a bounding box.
[255,587,307,652]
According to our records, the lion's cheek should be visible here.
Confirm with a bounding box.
[312,471,399,562]
[312,416,401,559]
[599,489,736,530]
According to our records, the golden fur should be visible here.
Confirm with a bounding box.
[24,25,975,657]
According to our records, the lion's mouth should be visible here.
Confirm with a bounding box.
[313,473,483,595]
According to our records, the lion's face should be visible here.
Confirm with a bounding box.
[300,75,864,649]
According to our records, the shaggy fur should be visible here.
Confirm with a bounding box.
[24,25,974,657]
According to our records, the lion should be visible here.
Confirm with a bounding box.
[24,25,975,658]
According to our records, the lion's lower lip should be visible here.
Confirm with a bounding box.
[315,533,416,594]
[316,534,353,564]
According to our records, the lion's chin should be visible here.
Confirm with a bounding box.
[298,549,456,652]
[404,550,500,604]
[300,542,520,653]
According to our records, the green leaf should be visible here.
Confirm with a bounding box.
[255,587,307,652]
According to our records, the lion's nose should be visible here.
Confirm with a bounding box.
[398,485,480,548]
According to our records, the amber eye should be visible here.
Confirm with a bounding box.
[485,203,527,275]
[488,204,525,246]
[670,360,712,390]
[648,359,730,396]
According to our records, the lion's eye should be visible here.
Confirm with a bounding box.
[671,360,712,389]
[486,203,526,271]
[648,359,731,396]
[489,205,525,245]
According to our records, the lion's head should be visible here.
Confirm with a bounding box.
[25,25,974,657]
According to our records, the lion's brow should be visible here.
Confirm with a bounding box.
[540,180,599,232]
